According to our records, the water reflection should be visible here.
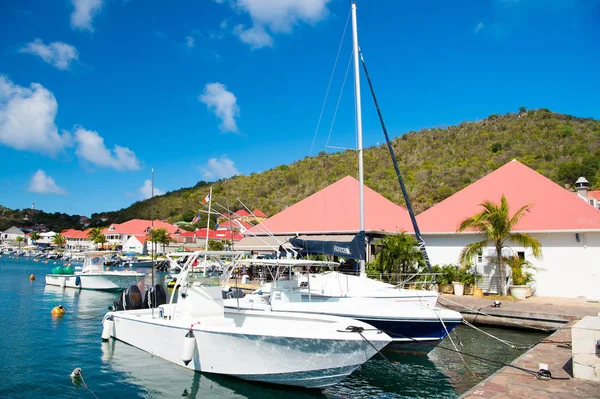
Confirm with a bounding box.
[101,339,323,399]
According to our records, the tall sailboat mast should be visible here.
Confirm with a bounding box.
[351,2,366,278]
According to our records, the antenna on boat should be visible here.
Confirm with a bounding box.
[352,1,367,278]
[151,168,155,318]
[236,198,297,257]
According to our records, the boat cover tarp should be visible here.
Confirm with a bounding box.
[289,231,365,260]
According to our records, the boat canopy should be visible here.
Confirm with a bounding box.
[289,231,365,261]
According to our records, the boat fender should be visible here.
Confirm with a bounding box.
[51,305,65,317]
[75,276,81,287]
[182,330,196,366]
[102,316,114,341]
[29,274,36,281]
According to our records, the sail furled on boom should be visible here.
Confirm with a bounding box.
[289,231,365,260]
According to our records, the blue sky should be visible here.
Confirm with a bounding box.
[0,0,598,216]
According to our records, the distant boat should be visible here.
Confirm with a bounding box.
[102,251,391,388]
[45,251,144,291]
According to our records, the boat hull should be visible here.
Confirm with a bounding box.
[45,273,144,291]
[105,308,389,388]
[224,297,462,353]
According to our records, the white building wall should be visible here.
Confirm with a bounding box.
[423,232,600,300]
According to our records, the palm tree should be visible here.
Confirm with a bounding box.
[52,233,66,250]
[370,233,424,281]
[457,194,542,295]
[30,231,40,243]
[88,227,108,249]
[15,236,24,249]
[146,228,171,254]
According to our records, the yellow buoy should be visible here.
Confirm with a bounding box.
[51,305,65,317]
[148,273,152,277]
[29,274,36,281]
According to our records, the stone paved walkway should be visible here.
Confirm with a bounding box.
[440,294,600,321]
[459,326,600,398]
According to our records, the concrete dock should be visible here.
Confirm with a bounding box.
[459,324,600,398]
[439,295,600,398]
[439,294,600,331]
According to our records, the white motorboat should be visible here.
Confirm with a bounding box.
[298,270,440,307]
[45,251,145,291]
[102,251,391,389]
[224,258,462,352]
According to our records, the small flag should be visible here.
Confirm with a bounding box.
[191,212,201,224]
[202,192,211,204]
[215,222,219,229]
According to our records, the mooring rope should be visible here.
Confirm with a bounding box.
[78,374,99,399]
[461,319,532,349]
[341,326,425,399]
[63,307,106,321]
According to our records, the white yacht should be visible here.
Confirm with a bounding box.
[102,251,391,389]
[45,251,145,291]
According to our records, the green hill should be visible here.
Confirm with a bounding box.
[100,108,599,227]
[4,108,598,232]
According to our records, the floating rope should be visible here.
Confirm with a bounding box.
[62,307,106,321]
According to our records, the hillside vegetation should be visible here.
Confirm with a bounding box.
[3,108,599,232]
[101,108,599,225]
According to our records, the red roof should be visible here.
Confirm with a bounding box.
[218,220,253,231]
[253,209,267,217]
[102,219,179,235]
[588,190,600,202]
[232,209,250,218]
[248,176,413,234]
[195,228,243,241]
[416,160,600,233]
[61,228,91,239]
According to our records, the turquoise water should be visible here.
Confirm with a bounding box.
[0,256,547,398]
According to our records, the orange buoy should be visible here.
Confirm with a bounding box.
[51,305,65,317]
[29,274,36,281]
[105,267,110,271]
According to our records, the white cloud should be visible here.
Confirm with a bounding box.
[220,19,229,28]
[185,36,195,48]
[71,0,104,31]
[198,82,240,133]
[233,24,273,49]
[200,155,240,180]
[28,170,67,195]
[138,179,164,200]
[19,39,79,70]
[221,0,330,48]
[0,75,68,156]
[475,22,484,33]
[74,126,141,171]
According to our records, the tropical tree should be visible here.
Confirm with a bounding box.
[30,231,40,243]
[207,240,224,251]
[146,228,171,254]
[15,236,24,249]
[87,227,106,249]
[369,233,424,280]
[458,194,542,295]
[52,233,66,250]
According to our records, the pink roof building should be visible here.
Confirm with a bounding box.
[248,176,413,235]
[417,160,600,233]
[415,160,600,299]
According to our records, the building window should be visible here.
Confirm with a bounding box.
[517,251,525,260]
[477,251,483,263]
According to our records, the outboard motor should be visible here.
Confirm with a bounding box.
[143,284,167,308]
[112,285,143,311]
